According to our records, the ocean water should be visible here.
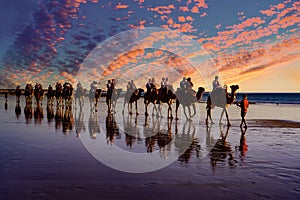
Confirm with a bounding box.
[201,92,300,104]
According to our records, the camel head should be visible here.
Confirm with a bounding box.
[227,85,239,104]
[196,87,205,101]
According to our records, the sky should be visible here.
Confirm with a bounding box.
[0,0,299,92]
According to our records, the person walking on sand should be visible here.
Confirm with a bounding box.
[238,94,249,128]
[206,95,214,125]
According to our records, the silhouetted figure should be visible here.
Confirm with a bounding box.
[238,94,249,128]
[15,86,22,102]
[206,95,214,125]
[4,92,8,110]
[212,75,221,91]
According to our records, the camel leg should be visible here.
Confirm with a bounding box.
[168,104,173,119]
[135,101,138,115]
[183,106,189,120]
[129,103,132,115]
[220,108,225,124]
[145,102,149,116]
[191,103,196,118]
[175,100,180,120]
[188,106,192,120]
[224,107,231,126]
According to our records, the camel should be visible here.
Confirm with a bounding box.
[55,83,64,106]
[107,88,122,114]
[207,85,239,126]
[74,86,85,108]
[144,87,176,118]
[62,82,73,107]
[15,86,22,102]
[34,84,44,105]
[89,88,101,112]
[24,84,33,103]
[46,86,55,105]
[175,87,205,120]
[122,88,144,115]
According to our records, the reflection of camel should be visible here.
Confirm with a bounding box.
[105,114,120,144]
[24,99,33,124]
[123,115,138,148]
[62,105,74,134]
[74,86,86,108]
[55,105,63,131]
[174,121,196,163]
[15,100,21,119]
[34,103,44,125]
[207,85,239,126]
[88,111,100,139]
[75,107,86,137]
[46,104,55,124]
[122,88,144,115]
[175,87,205,120]
[209,126,237,172]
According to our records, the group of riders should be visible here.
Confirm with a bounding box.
[15,75,200,109]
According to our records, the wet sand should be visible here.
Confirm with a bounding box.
[0,96,299,200]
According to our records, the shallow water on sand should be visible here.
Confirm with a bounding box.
[0,96,299,200]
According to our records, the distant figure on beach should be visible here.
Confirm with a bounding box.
[212,76,221,91]
[15,86,22,102]
[238,94,249,128]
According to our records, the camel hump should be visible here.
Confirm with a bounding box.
[211,87,227,107]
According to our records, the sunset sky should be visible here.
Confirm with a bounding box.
[0,0,299,92]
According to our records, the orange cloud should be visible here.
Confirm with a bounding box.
[191,6,199,13]
[115,3,129,10]
[178,16,186,22]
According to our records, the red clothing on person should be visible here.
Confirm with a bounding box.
[240,99,249,112]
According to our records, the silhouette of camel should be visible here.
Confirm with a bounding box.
[175,87,205,120]
[107,88,122,114]
[89,88,101,112]
[144,87,176,118]
[207,85,239,126]
[122,88,144,115]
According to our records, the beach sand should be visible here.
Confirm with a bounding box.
[0,96,299,200]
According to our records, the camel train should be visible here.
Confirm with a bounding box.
[14,78,239,126]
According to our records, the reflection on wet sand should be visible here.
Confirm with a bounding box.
[55,104,74,134]
[89,110,100,139]
[106,114,120,144]
[209,125,240,172]
[24,100,33,124]
[75,107,86,137]
[34,102,44,125]
[15,100,21,119]
[6,97,249,171]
